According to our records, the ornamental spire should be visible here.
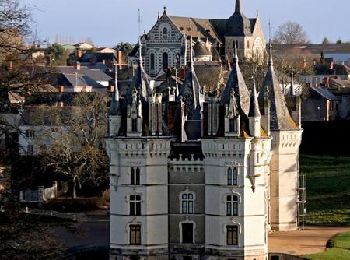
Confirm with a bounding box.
[235,0,241,13]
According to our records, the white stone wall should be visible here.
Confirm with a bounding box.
[269,130,303,231]
[107,137,171,253]
[202,137,270,258]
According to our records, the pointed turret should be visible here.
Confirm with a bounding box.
[259,43,296,131]
[235,0,241,13]
[179,37,205,119]
[135,40,154,99]
[110,64,120,116]
[249,79,261,138]
[221,42,250,116]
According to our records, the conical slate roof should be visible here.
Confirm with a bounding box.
[259,45,297,130]
[221,49,250,116]
[179,48,204,120]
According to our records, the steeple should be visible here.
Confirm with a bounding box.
[235,0,241,13]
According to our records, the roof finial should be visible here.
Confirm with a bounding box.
[163,6,167,16]
[268,19,273,66]
[157,11,160,20]
[190,36,194,69]
[235,0,241,13]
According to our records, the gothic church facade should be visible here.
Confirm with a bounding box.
[139,0,266,77]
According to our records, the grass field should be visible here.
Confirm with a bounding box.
[305,232,350,259]
[300,154,350,226]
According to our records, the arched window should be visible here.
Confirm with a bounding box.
[181,193,194,214]
[226,194,238,216]
[227,167,238,185]
[150,53,155,70]
[163,27,168,39]
[162,52,168,70]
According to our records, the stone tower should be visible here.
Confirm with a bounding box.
[259,44,303,231]
[201,49,271,259]
[107,58,172,260]
[224,0,266,61]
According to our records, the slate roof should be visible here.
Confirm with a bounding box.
[169,16,222,43]
[310,86,339,101]
[259,47,297,131]
[55,66,112,89]
[220,51,250,116]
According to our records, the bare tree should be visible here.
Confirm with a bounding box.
[273,21,309,44]
[0,0,31,62]
[39,93,109,198]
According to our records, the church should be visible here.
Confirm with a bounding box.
[137,0,266,76]
[107,1,303,259]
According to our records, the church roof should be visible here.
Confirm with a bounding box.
[169,16,222,43]
[259,46,297,131]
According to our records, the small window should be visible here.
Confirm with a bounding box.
[25,129,34,138]
[229,118,236,132]
[131,118,138,132]
[227,167,238,185]
[129,224,141,245]
[131,168,140,185]
[163,27,168,39]
[181,193,194,214]
[150,53,155,70]
[130,195,141,216]
[226,195,238,216]
[226,225,238,245]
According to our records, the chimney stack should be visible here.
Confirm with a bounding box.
[118,50,122,68]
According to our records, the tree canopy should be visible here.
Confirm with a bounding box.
[273,21,309,44]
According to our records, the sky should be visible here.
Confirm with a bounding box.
[26,0,349,46]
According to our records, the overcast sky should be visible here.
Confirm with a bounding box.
[27,0,349,46]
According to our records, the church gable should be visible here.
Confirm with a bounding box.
[146,13,183,42]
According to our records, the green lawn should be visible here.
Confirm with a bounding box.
[305,232,350,259]
[300,154,350,226]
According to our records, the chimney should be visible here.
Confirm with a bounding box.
[9,61,13,70]
[118,50,122,68]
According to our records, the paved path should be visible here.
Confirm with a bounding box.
[269,226,350,256]
[52,210,109,249]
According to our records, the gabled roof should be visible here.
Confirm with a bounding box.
[169,16,222,43]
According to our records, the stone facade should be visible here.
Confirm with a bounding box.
[107,36,302,259]
[108,1,301,259]
[138,0,266,76]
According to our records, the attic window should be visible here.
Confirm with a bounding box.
[187,27,191,31]
[180,27,184,30]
